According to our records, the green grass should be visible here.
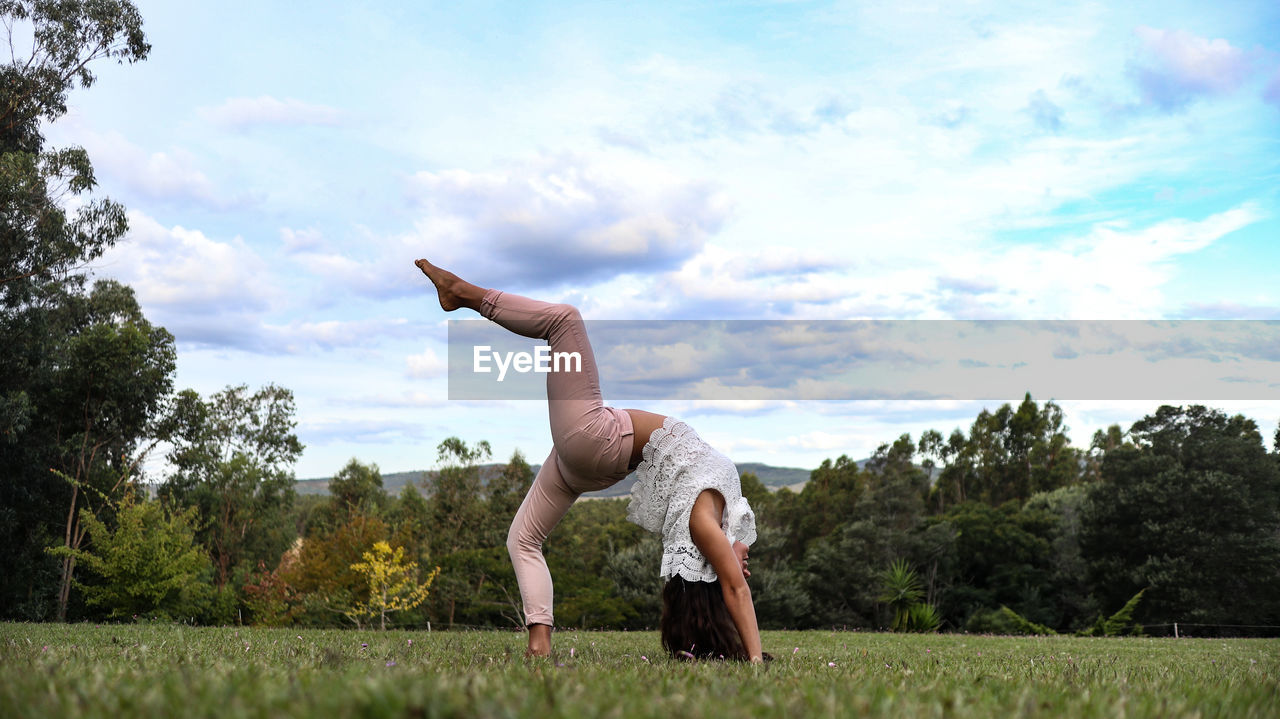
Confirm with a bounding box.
[2,624,1276,718]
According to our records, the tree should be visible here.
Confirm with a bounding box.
[933,500,1057,629]
[862,435,930,531]
[346,541,440,631]
[929,395,1081,510]
[480,450,533,546]
[1078,589,1146,637]
[417,447,533,629]
[743,525,811,629]
[0,0,152,621]
[329,458,387,516]
[49,490,211,620]
[1,0,148,294]
[603,534,663,628]
[798,445,950,629]
[387,483,431,564]
[1023,485,1096,631]
[542,498,643,629]
[427,546,523,628]
[917,429,945,495]
[160,384,303,588]
[427,437,491,554]
[1083,424,1127,483]
[738,470,772,518]
[777,453,863,559]
[242,559,296,627]
[1081,405,1280,630]
[309,458,387,535]
[283,514,388,625]
[45,281,175,620]
[929,429,970,510]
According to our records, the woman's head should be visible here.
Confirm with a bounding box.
[660,576,748,661]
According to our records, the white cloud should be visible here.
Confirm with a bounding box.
[1130,27,1254,110]
[405,347,447,379]
[84,211,329,352]
[280,227,324,253]
[282,153,732,300]
[645,202,1265,322]
[291,245,410,300]
[96,210,275,315]
[639,81,859,141]
[263,318,415,354]
[935,203,1265,318]
[333,392,482,410]
[200,96,345,131]
[659,244,854,317]
[299,418,428,445]
[82,131,241,208]
[405,153,731,287]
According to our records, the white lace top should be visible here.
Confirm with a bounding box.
[626,417,756,583]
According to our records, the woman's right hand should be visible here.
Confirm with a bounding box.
[733,540,751,579]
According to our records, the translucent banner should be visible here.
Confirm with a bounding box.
[447,320,1280,400]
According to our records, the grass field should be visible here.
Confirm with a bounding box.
[2,624,1276,718]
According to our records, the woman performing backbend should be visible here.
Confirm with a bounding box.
[415,258,766,663]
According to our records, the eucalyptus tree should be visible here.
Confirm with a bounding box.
[0,0,152,620]
[427,437,491,554]
[929,395,1081,509]
[1,0,147,300]
[160,384,304,589]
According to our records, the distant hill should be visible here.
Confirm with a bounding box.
[294,461,820,498]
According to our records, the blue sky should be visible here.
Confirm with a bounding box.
[42,0,1280,478]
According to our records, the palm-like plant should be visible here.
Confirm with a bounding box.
[878,559,923,631]
[907,602,941,633]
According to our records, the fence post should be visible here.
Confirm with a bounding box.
[1174,622,1179,639]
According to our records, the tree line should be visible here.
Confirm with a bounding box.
[9,380,1280,637]
[3,2,1279,635]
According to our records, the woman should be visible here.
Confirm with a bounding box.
[415,258,765,663]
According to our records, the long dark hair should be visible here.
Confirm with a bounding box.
[660,576,748,661]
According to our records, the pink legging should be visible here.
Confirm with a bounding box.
[481,289,635,627]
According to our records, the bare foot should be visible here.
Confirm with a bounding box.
[526,623,552,658]
[414,258,476,312]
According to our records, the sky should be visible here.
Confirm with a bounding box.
[35,0,1280,480]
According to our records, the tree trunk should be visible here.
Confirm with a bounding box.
[56,484,80,621]
[56,555,76,622]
